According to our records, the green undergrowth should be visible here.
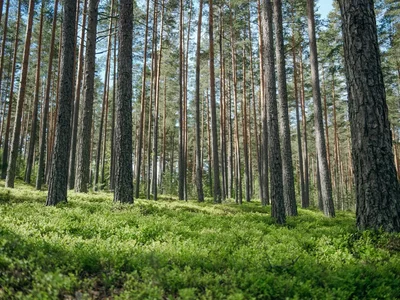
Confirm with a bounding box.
[1,181,400,299]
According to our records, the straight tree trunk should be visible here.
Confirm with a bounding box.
[69,0,88,189]
[36,0,58,189]
[292,34,306,208]
[1,0,21,179]
[261,0,285,224]
[306,0,335,217]
[209,0,221,203]
[299,47,310,207]
[242,45,251,202]
[0,0,10,139]
[25,0,44,184]
[258,0,269,206]
[273,0,297,216]
[195,0,204,202]
[135,0,150,198]
[178,0,185,200]
[5,0,35,188]
[46,0,77,205]
[230,11,242,204]
[152,1,164,200]
[109,26,117,190]
[75,0,100,192]
[339,0,400,231]
[114,0,133,203]
[146,3,158,199]
[94,2,114,190]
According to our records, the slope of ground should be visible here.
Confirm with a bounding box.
[1,182,400,299]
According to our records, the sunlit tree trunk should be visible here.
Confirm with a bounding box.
[306,0,334,217]
[25,0,44,184]
[75,0,100,192]
[69,0,88,190]
[1,0,21,180]
[5,0,35,188]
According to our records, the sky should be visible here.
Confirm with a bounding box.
[318,0,334,19]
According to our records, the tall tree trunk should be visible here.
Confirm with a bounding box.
[258,0,269,206]
[273,0,297,216]
[94,1,114,190]
[46,0,77,205]
[299,47,310,207]
[25,0,44,184]
[114,0,133,203]
[292,34,306,209]
[146,3,158,199]
[242,45,251,202]
[152,1,164,201]
[135,0,150,198]
[339,0,400,231]
[178,0,185,200]
[5,0,35,188]
[261,0,285,224]
[36,0,58,189]
[306,0,334,217]
[248,11,261,201]
[0,0,10,143]
[230,10,242,204]
[219,7,227,201]
[209,0,221,203]
[195,0,204,202]
[1,0,20,179]
[110,24,117,190]
[75,0,99,192]
[69,0,88,189]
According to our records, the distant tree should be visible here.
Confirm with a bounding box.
[75,0,100,193]
[306,0,335,217]
[194,0,204,202]
[338,0,400,231]
[46,0,77,205]
[5,0,35,188]
[25,0,44,184]
[36,0,59,190]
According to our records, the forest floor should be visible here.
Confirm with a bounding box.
[1,181,400,299]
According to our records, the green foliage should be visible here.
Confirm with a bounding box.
[1,182,400,299]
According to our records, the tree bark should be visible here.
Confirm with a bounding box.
[306,0,335,217]
[69,0,88,190]
[194,0,204,202]
[209,0,221,203]
[25,0,44,184]
[273,0,297,216]
[75,0,100,193]
[338,0,400,231]
[36,0,58,189]
[135,0,150,198]
[261,0,285,224]
[1,0,21,180]
[46,0,77,205]
[114,0,133,203]
[94,0,114,191]
[5,0,35,188]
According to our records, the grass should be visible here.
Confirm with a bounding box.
[1,181,400,299]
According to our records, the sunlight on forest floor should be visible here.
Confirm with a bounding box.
[1,181,400,299]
